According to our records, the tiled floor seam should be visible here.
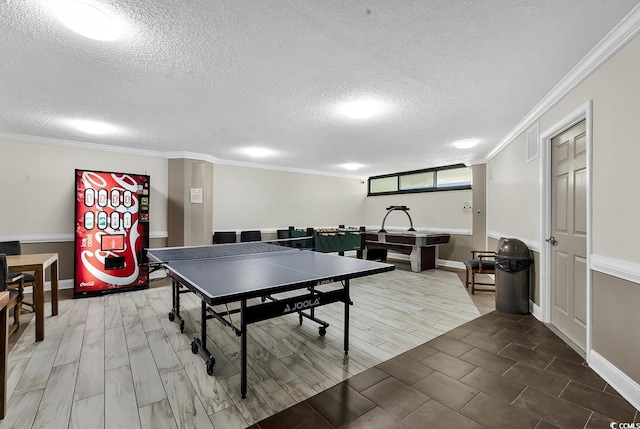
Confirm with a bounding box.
[509,384,529,406]
[498,359,518,376]
[455,387,480,412]
[494,341,510,356]
[555,374,572,398]
[541,355,557,372]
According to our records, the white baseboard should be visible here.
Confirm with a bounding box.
[529,302,640,411]
[529,300,543,320]
[150,270,167,280]
[49,255,464,291]
[589,350,640,412]
[385,254,410,263]
[45,272,167,292]
[385,255,464,270]
[45,279,74,291]
[438,259,465,270]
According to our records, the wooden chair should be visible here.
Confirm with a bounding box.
[213,231,237,244]
[0,254,24,335]
[0,241,33,312]
[463,250,496,294]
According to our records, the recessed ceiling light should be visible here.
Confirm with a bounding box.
[342,163,363,171]
[69,119,119,134]
[337,98,387,120]
[453,139,480,149]
[242,147,275,158]
[52,0,122,41]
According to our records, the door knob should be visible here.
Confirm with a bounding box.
[546,236,558,246]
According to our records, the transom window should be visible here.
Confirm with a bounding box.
[368,164,471,196]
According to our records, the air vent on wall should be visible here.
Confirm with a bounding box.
[527,124,539,162]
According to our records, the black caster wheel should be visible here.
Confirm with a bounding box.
[168,312,175,321]
[180,320,185,333]
[206,359,215,375]
[319,327,326,337]
[191,341,199,354]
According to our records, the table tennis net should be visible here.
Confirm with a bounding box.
[147,240,307,263]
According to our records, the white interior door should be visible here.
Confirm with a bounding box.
[550,119,587,351]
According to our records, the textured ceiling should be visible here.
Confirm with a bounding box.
[2,1,639,177]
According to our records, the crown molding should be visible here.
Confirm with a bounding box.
[483,3,640,162]
[162,151,367,179]
[214,158,367,180]
[163,151,219,163]
[1,132,367,180]
[0,132,167,159]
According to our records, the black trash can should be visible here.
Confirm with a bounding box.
[495,238,532,314]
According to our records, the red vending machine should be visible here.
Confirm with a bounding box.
[74,169,150,297]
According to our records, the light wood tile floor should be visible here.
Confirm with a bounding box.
[0,267,480,429]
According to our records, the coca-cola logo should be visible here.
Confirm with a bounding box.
[79,281,95,287]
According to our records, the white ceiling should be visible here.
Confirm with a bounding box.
[2,1,639,177]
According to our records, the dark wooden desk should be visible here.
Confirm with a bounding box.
[1,290,9,419]
[365,231,450,272]
[7,253,59,342]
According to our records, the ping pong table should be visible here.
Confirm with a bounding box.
[147,242,394,398]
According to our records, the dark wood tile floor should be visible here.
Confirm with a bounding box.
[251,311,639,429]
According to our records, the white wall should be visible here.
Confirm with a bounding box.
[362,189,473,233]
[212,164,473,233]
[487,133,540,243]
[212,164,367,230]
[0,136,168,240]
[0,134,471,241]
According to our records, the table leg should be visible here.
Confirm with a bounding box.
[172,280,177,315]
[51,259,59,316]
[419,246,436,270]
[344,279,350,355]
[0,301,7,418]
[409,247,421,272]
[188,299,215,375]
[35,267,45,342]
[169,280,185,333]
[309,285,315,320]
[199,300,207,351]
[241,299,247,399]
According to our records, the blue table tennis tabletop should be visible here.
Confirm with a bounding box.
[147,242,394,304]
[147,241,395,398]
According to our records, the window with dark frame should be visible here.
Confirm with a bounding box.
[368,164,472,196]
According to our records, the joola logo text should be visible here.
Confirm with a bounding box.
[284,297,320,313]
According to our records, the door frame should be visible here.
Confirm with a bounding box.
[539,100,593,359]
